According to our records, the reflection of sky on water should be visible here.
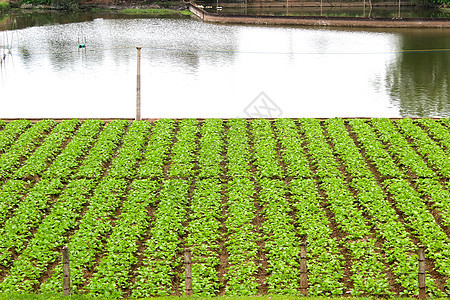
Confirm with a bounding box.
[0,17,449,118]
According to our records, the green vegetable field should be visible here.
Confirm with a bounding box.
[0,118,450,298]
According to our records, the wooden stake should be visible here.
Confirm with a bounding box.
[62,245,71,296]
[136,47,142,121]
[184,248,193,296]
[418,244,426,299]
[300,242,308,296]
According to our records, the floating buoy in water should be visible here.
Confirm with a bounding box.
[78,36,87,49]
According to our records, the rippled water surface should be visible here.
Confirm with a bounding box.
[0,12,449,118]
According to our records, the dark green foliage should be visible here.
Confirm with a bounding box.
[51,0,78,10]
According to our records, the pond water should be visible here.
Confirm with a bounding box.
[0,11,449,118]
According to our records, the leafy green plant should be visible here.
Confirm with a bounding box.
[347,119,402,179]
[0,120,31,154]
[169,119,198,178]
[274,119,312,178]
[139,119,175,179]
[290,179,344,296]
[88,179,159,298]
[185,179,222,296]
[15,119,79,179]
[132,179,190,297]
[250,119,283,179]
[371,118,434,178]
[224,119,259,295]
[0,120,54,182]
[76,120,126,180]
[258,178,301,295]
[397,118,450,177]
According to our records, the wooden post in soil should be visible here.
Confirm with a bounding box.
[184,248,193,296]
[300,242,308,296]
[136,46,142,121]
[418,244,426,299]
[62,245,71,296]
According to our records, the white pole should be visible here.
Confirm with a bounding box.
[136,47,142,121]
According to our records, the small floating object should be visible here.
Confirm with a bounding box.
[78,37,87,49]
[197,4,204,8]
[205,5,212,8]
[217,6,222,10]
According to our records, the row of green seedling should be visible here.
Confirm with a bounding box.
[138,119,175,179]
[370,119,450,286]
[396,119,450,177]
[132,179,190,297]
[0,120,54,182]
[251,119,301,293]
[41,121,149,293]
[223,119,260,295]
[273,119,312,178]
[0,119,79,227]
[184,119,225,295]
[37,120,128,292]
[0,120,103,272]
[274,118,343,296]
[169,119,198,178]
[0,120,31,154]
[133,120,200,296]
[88,179,160,298]
[331,118,425,295]
[300,118,389,296]
[76,120,129,181]
[89,120,174,297]
[250,119,283,178]
[371,118,434,178]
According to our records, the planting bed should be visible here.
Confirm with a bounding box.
[0,118,449,297]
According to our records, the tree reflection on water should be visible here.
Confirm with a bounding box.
[386,30,450,117]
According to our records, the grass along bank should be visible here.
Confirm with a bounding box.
[119,8,192,16]
[89,7,192,17]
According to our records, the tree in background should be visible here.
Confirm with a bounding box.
[51,0,78,10]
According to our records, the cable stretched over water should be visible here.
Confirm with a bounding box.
[143,45,450,55]
[10,45,450,56]
[13,46,135,56]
